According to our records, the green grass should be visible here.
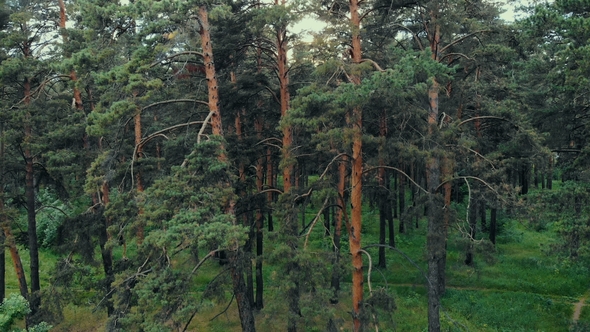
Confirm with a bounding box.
[4,183,588,331]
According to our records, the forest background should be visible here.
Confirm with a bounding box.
[0,0,589,330]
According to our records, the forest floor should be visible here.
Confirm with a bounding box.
[573,291,588,321]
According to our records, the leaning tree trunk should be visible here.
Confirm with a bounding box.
[2,122,29,317]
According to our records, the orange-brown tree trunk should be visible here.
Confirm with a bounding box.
[58,0,84,111]
[348,0,364,330]
[3,222,28,299]
[134,109,145,243]
[0,125,28,301]
[199,6,222,138]
[198,7,255,331]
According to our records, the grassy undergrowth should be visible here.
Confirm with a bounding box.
[3,185,587,331]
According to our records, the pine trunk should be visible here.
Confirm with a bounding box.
[465,199,477,266]
[100,181,115,315]
[330,157,346,303]
[489,208,497,245]
[398,164,405,234]
[134,110,145,243]
[255,118,265,310]
[24,72,41,319]
[266,147,274,232]
[199,7,255,330]
[349,0,364,328]
[426,15,443,330]
[3,224,28,300]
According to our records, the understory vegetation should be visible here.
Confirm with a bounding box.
[2,0,590,330]
[1,183,586,331]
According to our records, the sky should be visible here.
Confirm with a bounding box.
[291,0,532,38]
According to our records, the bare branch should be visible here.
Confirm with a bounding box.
[360,58,384,72]
[457,116,510,127]
[439,30,492,55]
[142,99,209,111]
[36,205,69,217]
[303,196,331,249]
[150,51,204,67]
[363,166,428,194]
[198,111,214,144]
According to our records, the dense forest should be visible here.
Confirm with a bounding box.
[0,0,589,330]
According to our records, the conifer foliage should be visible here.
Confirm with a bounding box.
[0,0,584,330]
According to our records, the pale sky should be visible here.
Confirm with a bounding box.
[291,0,531,39]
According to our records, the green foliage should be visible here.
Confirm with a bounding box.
[0,294,51,332]
[34,188,73,248]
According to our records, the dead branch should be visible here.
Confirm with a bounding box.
[142,99,209,111]
[363,166,428,194]
[303,196,331,248]
[360,58,384,72]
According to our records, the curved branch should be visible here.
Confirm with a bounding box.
[436,176,506,203]
[360,58,384,72]
[258,188,284,196]
[142,99,209,111]
[139,121,204,148]
[319,153,352,181]
[363,244,430,287]
[363,166,428,194]
[359,249,373,294]
[446,144,497,170]
[190,249,219,275]
[150,51,204,67]
[255,137,282,146]
[197,111,214,144]
[303,196,331,249]
[439,30,492,55]
[36,205,69,217]
[457,116,510,127]
[394,24,424,51]
[439,52,474,62]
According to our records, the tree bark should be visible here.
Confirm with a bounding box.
[348,0,364,328]
[547,156,553,190]
[24,74,41,320]
[99,180,114,315]
[465,199,477,266]
[489,208,497,245]
[426,12,443,331]
[199,7,255,330]
[255,118,265,310]
[479,199,487,232]
[199,6,222,138]
[330,157,346,304]
[398,163,406,234]
[134,108,145,243]
[230,249,256,332]
[266,147,274,232]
